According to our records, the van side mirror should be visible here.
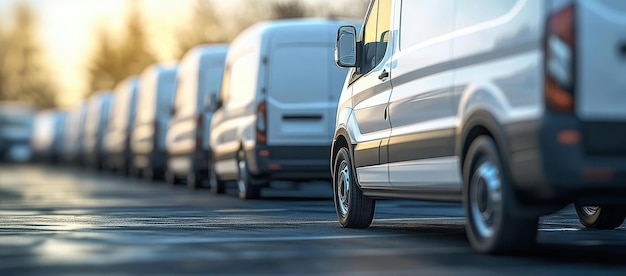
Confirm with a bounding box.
[207,93,222,112]
[335,26,357,68]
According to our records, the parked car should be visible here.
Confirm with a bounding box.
[0,102,35,162]
[105,77,140,174]
[208,19,355,199]
[331,0,626,254]
[131,63,178,180]
[62,103,88,164]
[83,91,114,170]
[165,45,228,189]
[31,109,67,164]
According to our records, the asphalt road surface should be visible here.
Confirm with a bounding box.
[1,164,626,275]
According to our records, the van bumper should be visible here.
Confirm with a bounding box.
[246,145,331,181]
[508,113,626,205]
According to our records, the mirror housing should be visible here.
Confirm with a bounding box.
[335,26,358,68]
[206,93,222,112]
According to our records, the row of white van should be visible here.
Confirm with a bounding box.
[32,0,626,255]
[32,18,356,201]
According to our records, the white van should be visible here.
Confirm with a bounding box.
[332,0,626,254]
[208,19,356,199]
[165,45,228,189]
[83,91,113,170]
[131,63,178,180]
[31,109,66,164]
[62,103,87,164]
[105,77,140,174]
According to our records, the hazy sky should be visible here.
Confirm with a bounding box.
[0,0,210,107]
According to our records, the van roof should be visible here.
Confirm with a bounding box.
[229,18,359,58]
[182,44,229,60]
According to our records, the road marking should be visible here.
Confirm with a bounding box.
[193,234,413,243]
[374,217,463,222]
[538,228,581,232]
[213,209,288,213]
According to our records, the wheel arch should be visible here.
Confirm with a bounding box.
[331,127,354,176]
[457,110,512,174]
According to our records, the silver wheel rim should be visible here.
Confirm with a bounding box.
[337,160,350,216]
[470,160,502,239]
[238,159,246,194]
[581,206,599,217]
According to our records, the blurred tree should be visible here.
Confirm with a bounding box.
[269,1,309,19]
[170,0,369,59]
[317,0,370,19]
[174,0,228,59]
[0,3,57,108]
[86,0,156,97]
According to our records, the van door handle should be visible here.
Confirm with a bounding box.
[378,69,389,80]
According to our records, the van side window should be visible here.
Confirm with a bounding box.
[456,0,518,30]
[400,0,454,49]
[359,0,391,75]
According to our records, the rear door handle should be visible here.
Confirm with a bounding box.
[378,69,389,80]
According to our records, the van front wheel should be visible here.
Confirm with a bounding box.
[333,147,375,228]
[463,136,538,254]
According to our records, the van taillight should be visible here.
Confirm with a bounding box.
[256,100,267,144]
[545,4,576,112]
[195,114,203,147]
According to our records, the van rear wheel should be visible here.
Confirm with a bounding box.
[333,147,375,228]
[237,151,261,200]
[463,136,538,254]
[209,162,226,194]
[575,204,626,229]
[187,170,203,190]
[165,170,180,186]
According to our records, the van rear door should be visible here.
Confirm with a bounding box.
[577,0,626,121]
[266,44,342,146]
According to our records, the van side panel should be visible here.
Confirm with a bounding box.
[387,0,458,190]
[454,0,544,162]
[211,49,260,177]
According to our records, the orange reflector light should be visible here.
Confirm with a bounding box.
[259,150,270,157]
[557,129,580,144]
[582,168,614,181]
[546,79,574,111]
[269,164,281,170]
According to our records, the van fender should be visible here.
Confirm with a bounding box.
[330,107,355,176]
[454,82,513,165]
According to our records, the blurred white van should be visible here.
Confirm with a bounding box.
[83,91,113,170]
[62,103,87,164]
[131,63,178,180]
[105,77,140,174]
[0,102,35,162]
[32,109,67,164]
[165,45,228,189]
[208,19,356,199]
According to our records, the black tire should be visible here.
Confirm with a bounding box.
[187,170,203,190]
[209,161,226,194]
[237,150,262,200]
[165,170,179,186]
[143,167,155,182]
[463,136,538,254]
[333,147,375,228]
[575,204,626,229]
